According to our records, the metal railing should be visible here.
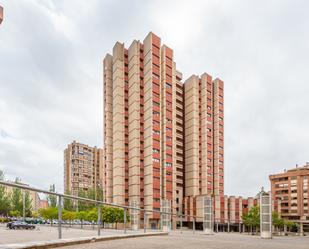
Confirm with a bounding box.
[0,180,203,239]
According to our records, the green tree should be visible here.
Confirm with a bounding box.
[285,220,294,229]
[11,178,22,215]
[102,206,116,225]
[9,210,20,217]
[47,184,57,207]
[24,190,32,217]
[0,170,11,216]
[77,189,91,211]
[272,211,284,232]
[39,207,58,226]
[63,191,74,211]
[284,220,297,232]
[76,211,88,228]
[114,208,130,223]
[87,208,98,222]
[62,210,76,227]
[10,178,32,217]
[96,185,104,202]
[242,206,260,234]
[31,211,39,218]
[76,186,104,211]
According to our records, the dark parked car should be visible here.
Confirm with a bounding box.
[7,221,35,230]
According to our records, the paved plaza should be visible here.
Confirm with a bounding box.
[56,231,309,249]
[0,224,149,245]
[0,224,308,249]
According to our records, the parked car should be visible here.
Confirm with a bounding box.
[7,221,35,230]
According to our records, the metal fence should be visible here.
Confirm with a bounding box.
[0,180,207,239]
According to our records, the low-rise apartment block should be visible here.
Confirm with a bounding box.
[270,163,309,223]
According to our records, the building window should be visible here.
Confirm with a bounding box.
[153,148,160,153]
[153,101,160,107]
[153,73,160,79]
[153,130,160,135]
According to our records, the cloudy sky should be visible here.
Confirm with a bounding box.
[0,0,308,197]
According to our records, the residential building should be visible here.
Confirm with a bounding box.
[39,199,49,209]
[182,194,258,231]
[64,141,103,197]
[4,182,41,212]
[103,32,223,228]
[183,74,224,224]
[270,163,309,226]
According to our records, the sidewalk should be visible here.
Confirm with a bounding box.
[0,232,168,249]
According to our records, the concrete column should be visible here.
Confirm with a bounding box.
[58,196,62,239]
[260,192,272,239]
[143,212,146,233]
[97,205,101,236]
[299,223,304,236]
[193,218,196,234]
[124,208,126,234]
[180,215,183,234]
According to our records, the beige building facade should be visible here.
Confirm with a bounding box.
[183,74,224,223]
[64,141,103,197]
[103,32,225,227]
[103,33,183,227]
[5,183,41,212]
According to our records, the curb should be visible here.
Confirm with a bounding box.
[0,232,168,249]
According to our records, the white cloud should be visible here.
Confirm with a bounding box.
[0,0,308,197]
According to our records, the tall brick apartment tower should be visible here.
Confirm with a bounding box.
[103,32,223,228]
[183,75,224,223]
